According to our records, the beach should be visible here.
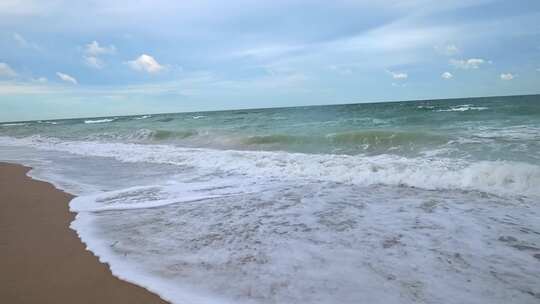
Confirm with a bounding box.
[0,162,167,304]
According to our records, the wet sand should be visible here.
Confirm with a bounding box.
[0,162,168,304]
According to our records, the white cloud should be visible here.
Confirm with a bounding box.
[340,24,456,54]
[56,72,78,85]
[83,41,115,69]
[127,54,165,73]
[392,82,407,87]
[0,81,58,95]
[13,32,40,50]
[441,71,453,79]
[435,44,459,56]
[328,65,353,75]
[12,32,26,45]
[214,71,307,90]
[84,56,104,69]
[234,44,303,59]
[387,70,408,80]
[500,73,515,80]
[84,40,116,56]
[32,77,48,83]
[0,62,17,78]
[450,58,486,69]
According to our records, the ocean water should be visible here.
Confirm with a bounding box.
[1,95,540,303]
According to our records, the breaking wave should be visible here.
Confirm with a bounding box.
[84,118,116,124]
[0,122,28,127]
[436,104,489,112]
[241,130,449,153]
[1,135,538,197]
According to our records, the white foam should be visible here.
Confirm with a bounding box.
[1,122,27,127]
[473,125,540,141]
[0,135,538,198]
[84,118,116,124]
[70,184,244,212]
[134,115,152,120]
[436,105,488,112]
[71,212,234,304]
[69,181,540,304]
[37,120,59,125]
[2,136,540,303]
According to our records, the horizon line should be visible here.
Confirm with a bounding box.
[1,92,538,124]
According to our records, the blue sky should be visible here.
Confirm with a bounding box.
[1,0,539,121]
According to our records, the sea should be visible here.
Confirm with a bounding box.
[1,94,539,304]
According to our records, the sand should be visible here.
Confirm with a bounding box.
[0,162,168,304]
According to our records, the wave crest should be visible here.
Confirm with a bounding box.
[84,118,116,124]
[1,135,538,197]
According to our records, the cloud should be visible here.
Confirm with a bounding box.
[328,65,353,75]
[0,82,59,95]
[441,71,453,79]
[0,62,17,78]
[83,41,115,69]
[127,54,165,73]
[84,40,116,56]
[500,73,515,80]
[56,72,78,84]
[387,70,408,80]
[12,32,26,45]
[234,44,303,59]
[450,58,486,69]
[435,44,459,56]
[12,32,40,50]
[340,23,456,54]
[84,56,104,69]
[32,77,48,83]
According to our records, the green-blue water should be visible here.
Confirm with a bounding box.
[2,94,539,163]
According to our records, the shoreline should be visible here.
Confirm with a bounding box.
[0,162,168,304]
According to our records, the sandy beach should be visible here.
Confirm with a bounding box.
[0,162,167,304]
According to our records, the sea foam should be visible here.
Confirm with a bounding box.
[84,118,116,124]
[0,135,539,198]
[68,176,540,304]
[1,133,540,304]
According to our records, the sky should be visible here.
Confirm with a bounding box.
[1,0,540,121]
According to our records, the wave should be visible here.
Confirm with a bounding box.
[436,105,488,112]
[83,128,199,142]
[84,128,449,150]
[84,118,116,124]
[71,186,232,212]
[157,117,174,123]
[38,121,58,125]
[82,129,447,153]
[417,105,435,110]
[134,115,152,120]
[1,122,28,127]
[150,129,198,140]
[472,125,540,141]
[1,135,538,197]
[416,104,489,112]
[131,129,198,141]
[325,130,445,145]
[243,130,448,152]
[244,134,312,145]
